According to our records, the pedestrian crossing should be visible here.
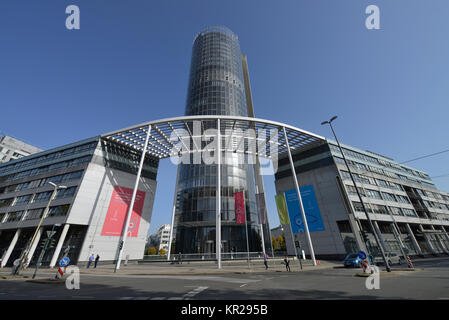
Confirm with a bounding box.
[118,286,208,300]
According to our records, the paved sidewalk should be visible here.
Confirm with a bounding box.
[3,259,341,278]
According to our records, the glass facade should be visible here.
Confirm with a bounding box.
[173,27,262,255]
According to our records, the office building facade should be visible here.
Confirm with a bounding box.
[275,140,449,260]
[0,137,158,267]
[0,135,42,164]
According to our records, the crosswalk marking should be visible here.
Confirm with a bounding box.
[183,286,208,300]
[117,286,208,300]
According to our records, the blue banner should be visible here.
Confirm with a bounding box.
[284,185,325,233]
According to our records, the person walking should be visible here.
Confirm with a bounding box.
[94,254,100,268]
[178,252,182,265]
[87,254,95,268]
[263,252,269,270]
[284,255,291,272]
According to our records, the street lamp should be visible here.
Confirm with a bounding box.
[14,181,66,275]
[321,116,391,272]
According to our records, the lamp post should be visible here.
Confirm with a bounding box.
[321,116,391,272]
[14,182,66,275]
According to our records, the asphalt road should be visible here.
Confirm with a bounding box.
[0,257,448,300]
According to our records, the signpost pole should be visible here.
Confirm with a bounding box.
[32,224,59,279]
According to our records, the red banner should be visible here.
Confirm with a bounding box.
[235,191,246,224]
[101,186,146,237]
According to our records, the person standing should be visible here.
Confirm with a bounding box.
[94,254,100,268]
[263,252,269,270]
[284,255,291,272]
[87,254,95,268]
[178,252,182,265]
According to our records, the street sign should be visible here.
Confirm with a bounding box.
[46,231,56,238]
[358,250,367,260]
[59,257,70,267]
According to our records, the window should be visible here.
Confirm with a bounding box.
[371,204,388,215]
[402,208,417,217]
[381,192,396,202]
[346,185,364,196]
[389,182,403,191]
[0,198,14,207]
[47,204,70,217]
[14,194,32,206]
[396,195,411,204]
[416,189,427,197]
[340,170,351,180]
[5,211,24,222]
[389,207,403,216]
[366,189,382,200]
[55,186,77,199]
[25,208,44,220]
[352,201,372,213]
[376,179,388,188]
[33,191,53,203]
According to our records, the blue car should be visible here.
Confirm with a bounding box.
[343,253,373,268]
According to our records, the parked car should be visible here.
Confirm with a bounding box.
[343,253,373,268]
[373,252,404,265]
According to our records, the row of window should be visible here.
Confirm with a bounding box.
[341,170,403,191]
[413,187,449,202]
[0,142,97,176]
[330,144,431,182]
[346,185,412,205]
[0,186,77,208]
[352,201,418,217]
[423,200,449,211]
[0,170,83,195]
[0,204,70,223]
[0,156,91,183]
[335,155,435,190]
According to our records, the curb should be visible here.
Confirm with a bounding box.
[390,268,423,272]
[26,278,65,284]
[0,275,30,280]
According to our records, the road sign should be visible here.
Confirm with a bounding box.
[358,250,367,260]
[46,231,56,238]
[59,257,70,267]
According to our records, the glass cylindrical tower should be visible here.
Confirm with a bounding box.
[173,26,262,256]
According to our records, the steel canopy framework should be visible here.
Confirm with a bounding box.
[101,115,326,160]
[102,115,326,271]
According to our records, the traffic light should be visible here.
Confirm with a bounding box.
[295,241,301,248]
[362,232,369,243]
[49,238,57,248]
[39,239,47,249]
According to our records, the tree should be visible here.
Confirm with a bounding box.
[277,235,286,251]
[147,247,157,255]
[271,235,279,251]
[159,248,166,255]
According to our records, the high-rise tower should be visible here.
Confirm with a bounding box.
[172,26,267,255]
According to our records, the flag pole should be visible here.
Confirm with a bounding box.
[243,191,251,269]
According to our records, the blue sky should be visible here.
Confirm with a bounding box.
[1,1,448,235]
